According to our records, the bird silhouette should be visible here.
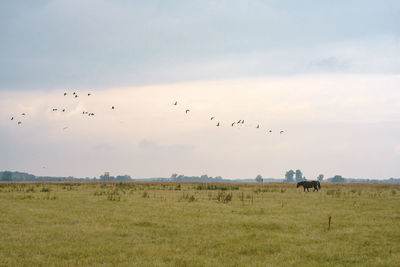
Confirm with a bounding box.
[63,127,68,130]
[268,130,272,133]
[256,125,260,129]
[237,119,241,124]
[231,122,235,126]
[75,95,78,98]
[216,122,220,127]
[185,109,190,114]
[17,121,22,125]
[280,131,284,134]
[88,93,91,96]
[11,117,14,120]
[62,109,65,112]
[112,106,115,109]
[73,92,76,95]
[21,113,26,116]
[210,117,215,120]
[173,101,178,105]
[242,120,245,124]
[64,93,67,96]
[52,109,58,111]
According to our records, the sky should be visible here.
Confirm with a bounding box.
[0,1,400,179]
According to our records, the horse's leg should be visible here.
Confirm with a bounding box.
[307,188,309,192]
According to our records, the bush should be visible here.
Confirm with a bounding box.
[216,191,232,203]
[40,187,50,192]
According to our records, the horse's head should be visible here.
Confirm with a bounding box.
[296,182,300,188]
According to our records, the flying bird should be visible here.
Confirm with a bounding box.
[73,92,76,95]
[11,117,14,120]
[62,109,65,112]
[280,131,284,134]
[64,93,67,96]
[112,106,115,109]
[216,122,220,127]
[256,125,260,129]
[17,121,22,125]
[231,122,235,126]
[210,117,215,120]
[63,127,68,130]
[88,93,91,96]
[173,101,178,105]
[21,113,26,116]
[241,120,244,124]
[185,109,190,114]
[75,95,78,98]
[237,120,241,124]
[268,130,272,133]
[52,109,58,111]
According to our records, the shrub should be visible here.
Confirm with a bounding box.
[25,187,35,193]
[40,187,50,192]
[216,191,232,203]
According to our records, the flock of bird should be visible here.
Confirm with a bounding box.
[173,101,284,135]
[9,91,116,128]
[10,92,284,135]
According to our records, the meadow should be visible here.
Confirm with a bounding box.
[0,182,399,266]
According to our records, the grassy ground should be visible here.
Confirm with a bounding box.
[0,182,399,266]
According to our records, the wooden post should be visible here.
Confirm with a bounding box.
[328,215,332,230]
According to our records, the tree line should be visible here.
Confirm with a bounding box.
[1,170,400,184]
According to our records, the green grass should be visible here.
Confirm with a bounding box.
[0,182,399,266]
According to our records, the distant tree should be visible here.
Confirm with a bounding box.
[255,175,263,183]
[116,175,133,181]
[329,175,346,183]
[200,174,209,180]
[1,171,12,181]
[285,170,295,182]
[317,174,324,182]
[215,176,223,181]
[170,173,178,179]
[295,169,303,182]
[176,175,185,181]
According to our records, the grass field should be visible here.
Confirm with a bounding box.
[0,182,399,266]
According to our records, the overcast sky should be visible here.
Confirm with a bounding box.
[1,1,399,179]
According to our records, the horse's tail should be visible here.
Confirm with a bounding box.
[318,181,321,189]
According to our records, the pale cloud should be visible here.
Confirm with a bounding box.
[0,74,400,179]
[395,145,400,155]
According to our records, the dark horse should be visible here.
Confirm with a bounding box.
[297,181,321,192]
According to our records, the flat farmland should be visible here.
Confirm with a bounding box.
[0,182,399,266]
